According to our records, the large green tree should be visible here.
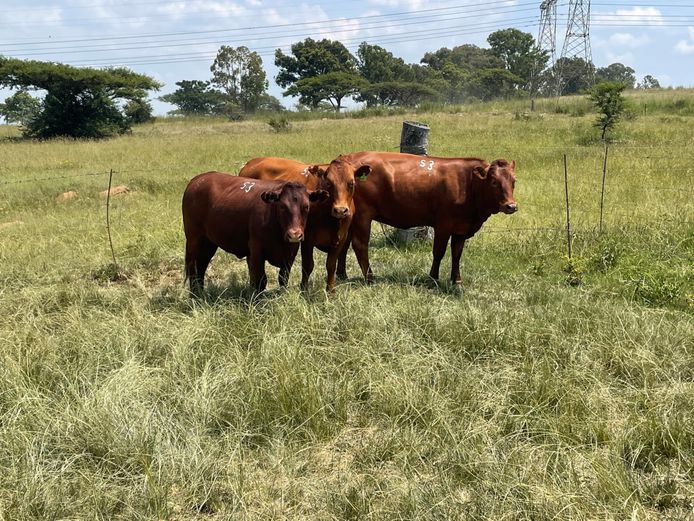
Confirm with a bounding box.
[210,45,268,113]
[487,28,547,90]
[542,57,596,95]
[637,75,660,90]
[0,89,40,125]
[289,72,366,112]
[355,42,415,106]
[360,81,440,107]
[0,58,160,138]
[275,38,359,109]
[159,80,226,116]
[596,63,636,89]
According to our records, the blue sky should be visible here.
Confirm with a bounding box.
[1,0,693,115]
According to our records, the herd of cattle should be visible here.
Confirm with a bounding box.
[182,151,518,293]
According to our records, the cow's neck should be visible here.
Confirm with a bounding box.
[466,173,496,222]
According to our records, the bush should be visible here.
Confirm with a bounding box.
[268,116,291,132]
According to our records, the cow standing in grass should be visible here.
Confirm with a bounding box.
[336,152,518,285]
[239,156,371,292]
[182,171,327,293]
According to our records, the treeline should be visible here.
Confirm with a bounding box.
[163,28,660,116]
[0,27,662,138]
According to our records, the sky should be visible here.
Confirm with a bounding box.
[1,0,693,115]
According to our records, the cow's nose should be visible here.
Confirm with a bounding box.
[286,231,304,242]
[504,203,518,214]
[332,206,350,218]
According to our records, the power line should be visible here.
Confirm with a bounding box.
[64,19,539,67]
[0,0,540,32]
[3,6,544,56]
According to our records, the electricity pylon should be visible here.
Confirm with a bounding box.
[530,0,557,103]
[556,0,594,94]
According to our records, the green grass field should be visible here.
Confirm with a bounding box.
[0,90,692,520]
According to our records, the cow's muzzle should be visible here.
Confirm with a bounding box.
[331,206,350,219]
[502,203,518,214]
[285,231,304,243]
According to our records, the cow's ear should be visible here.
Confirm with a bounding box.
[355,164,371,181]
[261,191,280,203]
[473,165,488,179]
[308,165,326,178]
[510,160,516,171]
[309,189,329,202]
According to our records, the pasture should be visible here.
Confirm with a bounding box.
[0,91,692,520]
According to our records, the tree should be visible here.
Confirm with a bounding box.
[210,46,268,113]
[487,28,547,90]
[637,75,660,90]
[0,90,40,125]
[124,98,154,124]
[0,58,160,138]
[596,63,636,89]
[589,81,627,141]
[422,44,503,72]
[360,81,440,107]
[256,94,285,112]
[466,68,522,101]
[543,57,596,95]
[275,38,358,107]
[159,80,226,115]
[289,72,366,112]
[355,42,414,106]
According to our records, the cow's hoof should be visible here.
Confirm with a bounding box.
[336,272,348,281]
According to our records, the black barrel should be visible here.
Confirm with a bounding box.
[399,121,429,155]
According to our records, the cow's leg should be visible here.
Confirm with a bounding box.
[352,216,374,284]
[184,237,200,294]
[300,241,314,290]
[247,248,267,292]
[325,247,340,293]
[187,237,217,295]
[450,234,466,284]
[429,230,450,281]
[336,229,352,280]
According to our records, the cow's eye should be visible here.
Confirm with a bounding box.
[302,205,309,212]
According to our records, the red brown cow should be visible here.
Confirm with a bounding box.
[239,156,371,291]
[336,151,518,285]
[182,171,328,293]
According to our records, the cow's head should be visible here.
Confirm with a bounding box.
[309,156,371,219]
[261,182,328,242]
[474,159,517,215]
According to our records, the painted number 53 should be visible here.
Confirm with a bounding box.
[419,159,435,171]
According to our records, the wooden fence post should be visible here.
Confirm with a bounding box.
[106,168,118,268]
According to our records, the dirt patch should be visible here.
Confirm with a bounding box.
[100,185,130,198]
[56,191,78,202]
[0,220,25,231]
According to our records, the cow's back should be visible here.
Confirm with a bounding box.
[239,157,311,183]
[346,152,486,229]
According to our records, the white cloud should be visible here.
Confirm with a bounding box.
[674,27,694,54]
[607,32,650,48]
[599,6,665,26]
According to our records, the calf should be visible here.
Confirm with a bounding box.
[336,152,518,285]
[182,171,327,293]
[239,156,371,291]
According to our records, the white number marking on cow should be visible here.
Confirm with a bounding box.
[240,181,256,193]
[300,167,309,177]
[418,159,435,173]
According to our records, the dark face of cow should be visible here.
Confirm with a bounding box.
[310,158,371,219]
[478,159,517,214]
[261,182,329,242]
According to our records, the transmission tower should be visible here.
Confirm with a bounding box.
[530,0,558,101]
[556,0,593,94]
